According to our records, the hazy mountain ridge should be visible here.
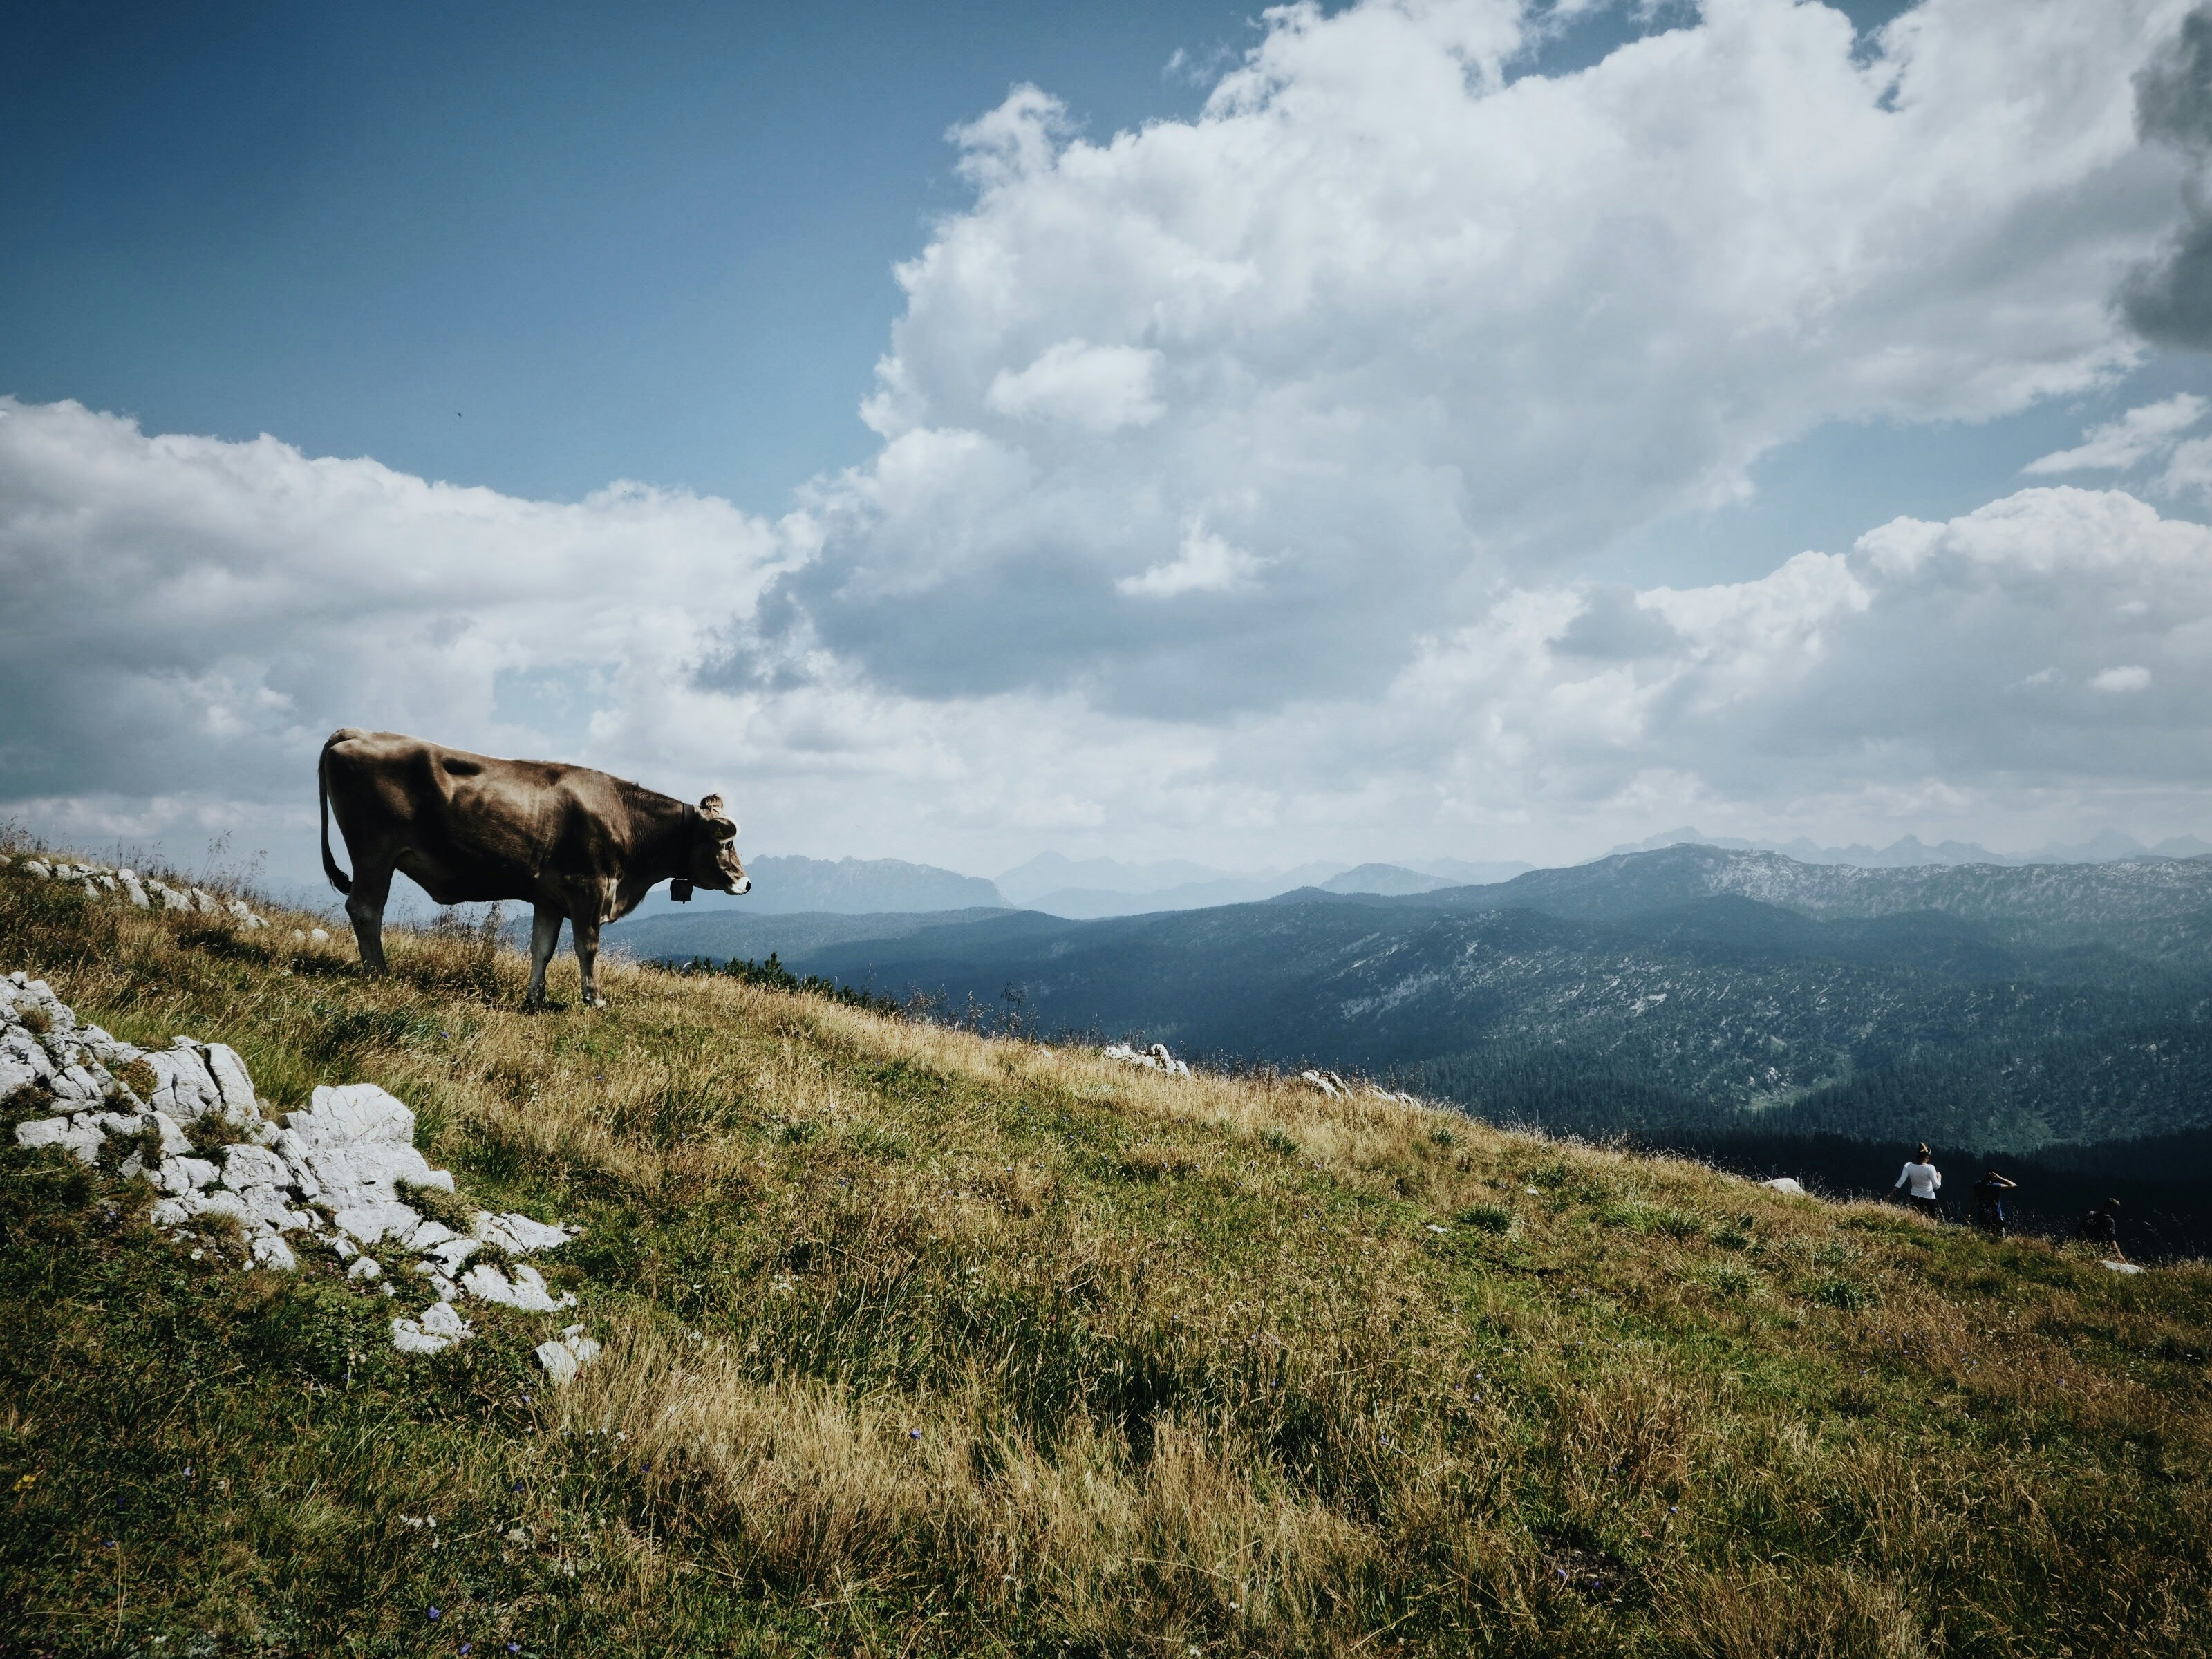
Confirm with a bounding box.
[1374,844,2212,959]
[635,854,1005,917]
[604,906,1018,965]
[765,847,2212,1155]
[1607,825,2212,867]
[997,853,1533,917]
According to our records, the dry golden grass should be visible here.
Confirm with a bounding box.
[3,847,2211,1656]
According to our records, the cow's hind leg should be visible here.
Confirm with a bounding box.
[526,904,563,1009]
[571,910,606,1008]
[344,861,395,975]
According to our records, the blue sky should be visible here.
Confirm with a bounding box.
[10,0,1923,522]
[5,1,1372,507]
[5,0,2212,884]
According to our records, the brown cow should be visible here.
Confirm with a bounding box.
[317,728,749,1007]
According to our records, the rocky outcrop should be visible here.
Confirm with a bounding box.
[3,854,268,929]
[1300,1067,1421,1106]
[1103,1042,1190,1076]
[2,970,594,1373]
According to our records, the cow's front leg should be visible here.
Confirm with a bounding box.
[345,863,395,975]
[570,910,605,1008]
[526,903,563,1009]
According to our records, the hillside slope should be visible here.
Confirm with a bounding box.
[2,852,2210,1656]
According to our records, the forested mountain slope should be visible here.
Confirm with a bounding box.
[1366,843,2212,959]
[782,849,2212,1154]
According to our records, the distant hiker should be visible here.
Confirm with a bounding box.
[1895,1144,1943,1221]
[2079,1198,2126,1262]
[1971,1170,2018,1235]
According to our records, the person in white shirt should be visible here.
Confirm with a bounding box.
[1895,1143,1942,1221]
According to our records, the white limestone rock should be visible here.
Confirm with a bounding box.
[150,1185,255,1227]
[16,1116,104,1163]
[403,1217,460,1253]
[158,1155,221,1195]
[221,1143,290,1192]
[346,1255,382,1282]
[332,1200,424,1246]
[190,1188,250,1222]
[1761,1177,1809,1197]
[535,1325,601,1385]
[202,1044,259,1123]
[391,1299,472,1353]
[238,1186,308,1230]
[3,1029,55,1080]
[251,1230,299,1272]
[47,1063,108,1104]
[473,1210,575,1254]
[22,860,51,879]
[73,1024,130,1066]
[423,1236,480,1275]
[141,1043,221,1122]
[281,1084,451,1207]
[462,1262,575,1312]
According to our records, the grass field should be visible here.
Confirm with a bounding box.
[2,849,2209,1657]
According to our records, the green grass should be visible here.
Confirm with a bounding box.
[1,853,2209,1656]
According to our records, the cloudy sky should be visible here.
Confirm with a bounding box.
[6,0,2212,891]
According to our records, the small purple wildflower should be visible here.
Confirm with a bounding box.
[429,1607,441,1621]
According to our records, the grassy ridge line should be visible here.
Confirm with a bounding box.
[0,853,2209,1656]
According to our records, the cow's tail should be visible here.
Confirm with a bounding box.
[319,731,353,895]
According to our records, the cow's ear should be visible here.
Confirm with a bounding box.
[699,792,738,839]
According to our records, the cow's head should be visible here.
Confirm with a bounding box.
[684,793,750,897]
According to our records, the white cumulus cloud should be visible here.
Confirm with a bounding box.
[10,0,2212,881]
[2023,393,2208,473]
[1116,521,1269,599]
[985,339,1165,431]
[764,0,2189,720]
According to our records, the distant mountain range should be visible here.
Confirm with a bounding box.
[622,854,1004,919]
[604,906,1015,964]
[995,853,1534,917]
[1606,825,2212,868]
[630,830,2211,924]
[630,844,2212,1159]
